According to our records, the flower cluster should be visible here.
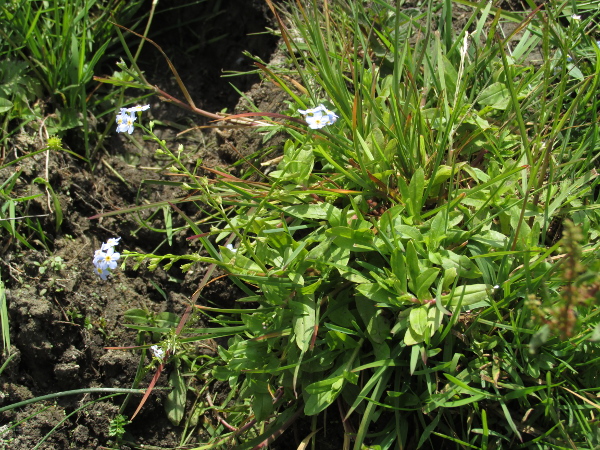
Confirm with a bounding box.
[298,104,339,129]
[93,237,121,280]
[115,104,150,134]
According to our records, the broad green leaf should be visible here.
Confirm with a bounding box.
[356,283,393,304]
[427,211,447,250]
[431,165,452,186]
[123,309,150,325]
[252,392,274,422]
[442,267,457,290]
[478,82,511,109]
[290,296,316,352]
[304,375,344,415]
[405,325,424,346]
[427,305,443,335]
[326,330,360,350]
[0,97,13,113]
[441,284,490,308]
[249,378,274,422]
[166,364,186,426]
[155,312,180,328]
[212,365,236,381]
[408,168,425,219]
[440,250,481,279]
[327,295,357,329]
[415,268,440,301]
[282,203,340,220]
[390,249,407,292]
[326,226,375,251]
[409,306,428,336]
[356,296,390,344]
[231,253,264,273]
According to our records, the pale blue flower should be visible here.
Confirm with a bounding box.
[93,249,104,267]
[126,104,150,113]
[101,237,121,251]
[116,109,136,134]
[298,104,339,129]
[298,105,326,117]
[94,264,110,280]
[97,247,120,270]
[323,108,339,124]
[150,345,164,359]
[93,238,122,279]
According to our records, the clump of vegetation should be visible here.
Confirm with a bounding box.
[2,0,600,448]
[96,0,600,448]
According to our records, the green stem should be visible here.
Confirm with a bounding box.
[133,0,159,63]
[0,388,146,414]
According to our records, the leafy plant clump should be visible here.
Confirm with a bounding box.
[94,0,600,448]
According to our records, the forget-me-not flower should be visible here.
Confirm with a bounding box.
[102,237,121,251]
[125,104,150,113]
[116,109,136,134]
[298,104,339,129]
[150,345,165,359]
[95,265,111,281]
[98,247,121,270]
[93,237,121,279]
[116,105,150,134]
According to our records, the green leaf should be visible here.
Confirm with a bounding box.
[252,392,274,422]
[415,268,440,301]
[356,283,393,304]
[390,249,407,292]
[123,309,150,325]
[427,305,443,336]
[231,253,264,273]
[290,296,316,352]
[442,267,457,290]
[356,296,390,344]
[212,365,236,381]
[155,312,180,328]
[441,284,490,309]
[590,323,600,342]
[408,168,425,220]
[304,375,344,415]
[409,306,429,336]
[404,326,424,346]
[427,210,447,249]
[440,250,482,279]
[0,97,13,113]
[478,82,511,109]
[326,226,375,251]
[271,145,314,183]
[166,364,186,426]
[282,203,339,220]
